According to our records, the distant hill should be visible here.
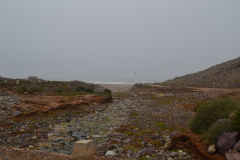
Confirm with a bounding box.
[162,57,240,88]
[0,76,105,94]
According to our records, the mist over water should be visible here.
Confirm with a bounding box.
[0,0,240,83]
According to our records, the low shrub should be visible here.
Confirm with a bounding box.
[75,86,94,93]
[233,109,240,129]
[205,119,238,144]
[17,86,27,94]
[134,83,150,89]
[103,89,112,96]
[189,97,239,134]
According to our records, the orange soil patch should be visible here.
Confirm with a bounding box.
[170,132,225,160]
[13,94,112,120]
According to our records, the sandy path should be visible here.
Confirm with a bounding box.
[100,84,133,93]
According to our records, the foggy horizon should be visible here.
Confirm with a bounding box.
[1,0,240,83]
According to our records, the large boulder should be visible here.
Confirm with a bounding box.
[206,119,237,144]
[217,131,239,154]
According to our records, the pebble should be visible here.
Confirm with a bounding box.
[208,144,216,154]
[28,145,34,149]
[105,150,116,157]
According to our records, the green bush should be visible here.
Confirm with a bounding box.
[27,88,35,94]
[75,86,94,93]
[103,89,112,96]
[17,86,28,94]
[189,98,239,133]
[233,109,240,129]
[205,119,238,144]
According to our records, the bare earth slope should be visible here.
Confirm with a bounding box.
[163,57,240,88]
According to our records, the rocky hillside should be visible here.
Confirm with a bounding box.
[162,57,240,88]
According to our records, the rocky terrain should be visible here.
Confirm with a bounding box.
[0,77,240,160]
[161,57,240,88]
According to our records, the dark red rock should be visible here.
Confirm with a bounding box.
[217,132,239,154]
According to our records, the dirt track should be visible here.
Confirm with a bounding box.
[100,84,133,93]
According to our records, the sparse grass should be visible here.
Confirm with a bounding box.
[123,144,139,152]
[123,140,143,152]
[114,92,132,99]
[155,96,178,105]
[149,139,164,147]
[141,129,153,134]
[138,156,150,160]
[40,112,48,117]
[155,122,166,131]
[178,127,188,132]
[130,112,139,117]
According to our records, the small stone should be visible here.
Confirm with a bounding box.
[13,111,21,117]
[105,150,116,157]
[170,151,178,157]
[178,151,187,158]
[28,145,34,149]
[208,144,216,154]
[117,148,123,154]
[65,117,71,122]
[146,143,153,148]
[146,155,150,159]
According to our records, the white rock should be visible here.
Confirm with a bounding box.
[28,145,34,149]
[105,150,116,157]
[208,144,216,154]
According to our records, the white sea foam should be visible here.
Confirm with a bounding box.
[89,81,133,85]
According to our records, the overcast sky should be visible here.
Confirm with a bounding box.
[0,0,239,83]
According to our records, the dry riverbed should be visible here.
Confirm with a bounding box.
[1,84,237,160]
